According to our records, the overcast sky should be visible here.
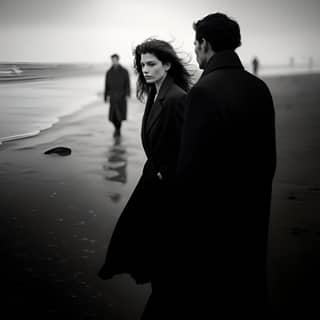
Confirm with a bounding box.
[1,0,319,66]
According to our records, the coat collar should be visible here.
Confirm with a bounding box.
[145,75,173,133]
[141,75,175,156]
[110,64,124,72]
[155,74,174,102]
[201,50,244,78]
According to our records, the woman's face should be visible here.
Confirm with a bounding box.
[140,53,169,85]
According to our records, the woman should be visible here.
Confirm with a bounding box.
[98,38,192,318]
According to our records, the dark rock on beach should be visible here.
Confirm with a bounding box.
[44,147,72,156]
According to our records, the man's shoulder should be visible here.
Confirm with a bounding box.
[171,82,187,96]
[189,77,213,97]
[158,83,186,112]
[107,66,129,76]
[195,68,270,91]
[119,65,129,73]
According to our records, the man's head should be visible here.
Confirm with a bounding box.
[193,13,241,69]
[111,54,120,66]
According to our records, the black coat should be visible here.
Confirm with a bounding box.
[104,65,130,122]
[99,75,186,284]
[171,51,277,317]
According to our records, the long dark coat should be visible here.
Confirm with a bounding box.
[99,76,186,284]
[104,65,130,122]
[170,51,277,318]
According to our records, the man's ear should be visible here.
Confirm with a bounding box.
[202,39,211,53]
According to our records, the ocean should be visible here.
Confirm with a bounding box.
[0,63,106,144]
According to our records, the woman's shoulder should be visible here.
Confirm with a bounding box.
[166,82,187,101]
[162,83,187,116]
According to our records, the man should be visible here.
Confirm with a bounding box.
[104,54,130,136]
[174,13,276,318]
[252,56,260,75]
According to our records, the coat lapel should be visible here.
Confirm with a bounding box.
[141,87,156,154]
[145,100,163,134]
[145,75,174,134]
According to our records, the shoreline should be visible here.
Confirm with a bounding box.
[0,74,105,144]
[1,71,319,147]
[0,98,101,145]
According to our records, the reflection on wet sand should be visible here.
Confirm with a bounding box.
[103,135,128,185]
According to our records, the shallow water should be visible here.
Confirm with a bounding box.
[0,63,107,143]
[0,75,105,143]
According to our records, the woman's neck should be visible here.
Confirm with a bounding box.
[155,74,167,95]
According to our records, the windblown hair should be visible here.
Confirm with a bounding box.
[193,13,241,52]
[133,38,193,102]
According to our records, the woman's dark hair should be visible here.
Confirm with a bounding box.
[133,38,193,102]
[193,13,241,52]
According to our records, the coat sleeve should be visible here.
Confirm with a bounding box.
[176,86,217,183]
[157,93,186,181]
[104,72,110,102]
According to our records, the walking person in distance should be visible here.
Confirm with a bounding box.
[104,53,131,137]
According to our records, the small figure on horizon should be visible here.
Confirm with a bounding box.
[104,54,131,137]
[289,56,295,68]
[252,56,260,75]
[308,56,314,71]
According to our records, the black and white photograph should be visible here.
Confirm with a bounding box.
[1,0,320,319]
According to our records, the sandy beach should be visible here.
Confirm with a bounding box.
[0,84,151,319]
[1,72,320,318]
[265,73,320,316]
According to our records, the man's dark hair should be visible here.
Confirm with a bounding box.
[111,54,120,59]
[193,13,241,51]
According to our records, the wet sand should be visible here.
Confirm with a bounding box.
[0,96,150,319]
[1,73,320,318]
[265,73,320,316]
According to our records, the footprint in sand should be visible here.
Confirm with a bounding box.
[107,192,121,203]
